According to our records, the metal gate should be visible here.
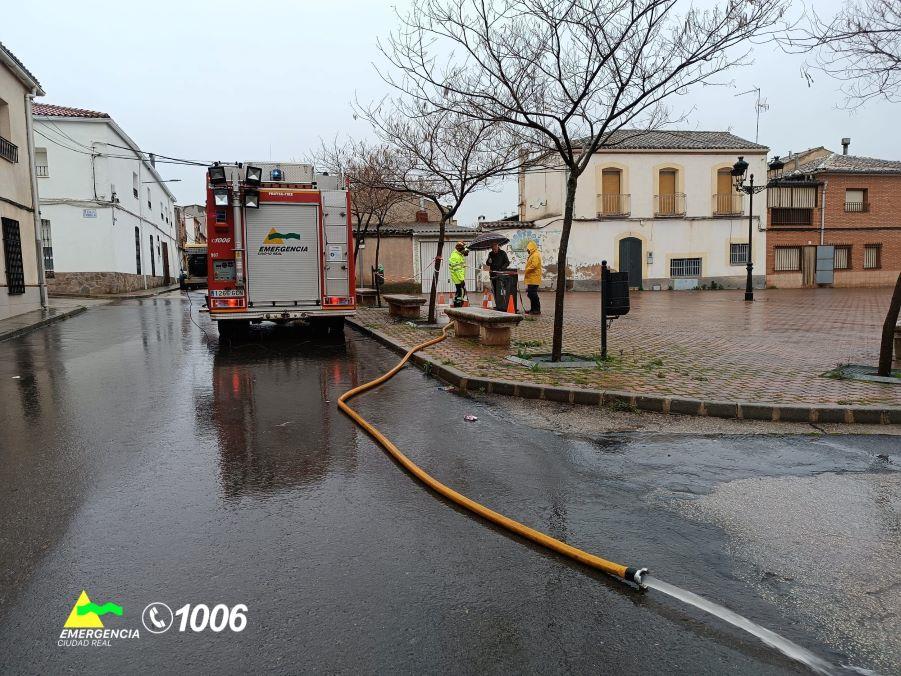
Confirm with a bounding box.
[418,240,481,293]
[245,204,321,306]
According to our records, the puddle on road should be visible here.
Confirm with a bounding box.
[667,471,901,672]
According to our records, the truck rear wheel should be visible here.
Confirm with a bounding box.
[311,317,344,336]
[217,319,250,339]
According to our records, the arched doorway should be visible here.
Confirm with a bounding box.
[618,237,642,289]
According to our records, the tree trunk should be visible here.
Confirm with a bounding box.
[551,172,578,361]
[427,216,449,324]
[877,271,901,376]
[374,224,382,285]
[353,216,372,258]
[374,223,383,307]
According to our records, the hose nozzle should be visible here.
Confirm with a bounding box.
[625,567,649,589]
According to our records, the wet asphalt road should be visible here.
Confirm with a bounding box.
[0,294,898,674]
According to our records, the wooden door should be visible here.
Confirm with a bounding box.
[602,169,621,214]
[716,170,733,213]
[659,170,676,214]
[802,246,817,287]
[162,241,170,284]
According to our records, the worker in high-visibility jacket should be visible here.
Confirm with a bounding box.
[524,240,542,315]
[449,241,468,307]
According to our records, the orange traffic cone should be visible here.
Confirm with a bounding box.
[506,293,516,314]
[437,292,447,305]
[462,296,470,307]
[481,290,490,309]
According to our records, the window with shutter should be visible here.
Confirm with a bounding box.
[774,247,801,272]
[863,244,881,269]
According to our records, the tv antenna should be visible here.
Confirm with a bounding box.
[735,87,769,143]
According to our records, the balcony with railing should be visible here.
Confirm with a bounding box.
[844,201,869,213]
[654,193,686,217]
[0,135,18,163]
[713,193,743,216]
[35,164,49,177]
[596,193,630,217]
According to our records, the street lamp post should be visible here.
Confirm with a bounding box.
[732,155,784,302]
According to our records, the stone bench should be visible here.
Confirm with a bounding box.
[384,294,426,319]
[444,307,523,347]
[355,287,378,307]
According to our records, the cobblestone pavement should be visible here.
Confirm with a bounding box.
[356,288,901,407]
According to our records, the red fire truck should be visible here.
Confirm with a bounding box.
[204,162,355,336]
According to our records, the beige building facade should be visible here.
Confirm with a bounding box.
[0,42,45,321]
[492,130,769,291]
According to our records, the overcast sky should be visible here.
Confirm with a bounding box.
[7,0,898,226]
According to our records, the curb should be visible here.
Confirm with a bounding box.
[347,317,901,425]
[52,284,181,300]
[0,305,88,343]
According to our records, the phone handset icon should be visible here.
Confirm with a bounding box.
[149,607,166,629]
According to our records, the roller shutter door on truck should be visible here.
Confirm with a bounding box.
[245,204,321,306]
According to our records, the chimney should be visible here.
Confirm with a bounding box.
[415,209,429,223]
[841,137,851,155]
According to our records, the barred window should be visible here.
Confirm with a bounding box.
[774,246,801,272]
[833,245,851,270]
[40,218,54,277]
[670,257,701,277]
[729,243,749,265]
[2,218,25,294]
[864,244,881,269]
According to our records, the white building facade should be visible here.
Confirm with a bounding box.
[32,104,178,295]
[490,130,769,291]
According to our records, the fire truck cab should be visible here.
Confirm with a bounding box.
[205,162,355,336]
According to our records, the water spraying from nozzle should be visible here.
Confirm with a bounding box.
[639,573,839,675]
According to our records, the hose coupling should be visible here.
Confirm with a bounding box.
[625,566,648,589]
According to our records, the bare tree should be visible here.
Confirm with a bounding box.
[378,0,786,360]
[311,138,401,261]
[788,0,901,106]
[879,273,901,376]
[358,99,517,323]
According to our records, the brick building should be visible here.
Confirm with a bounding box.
[766,144,901,288]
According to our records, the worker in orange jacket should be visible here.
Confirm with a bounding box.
[524,240,542,315]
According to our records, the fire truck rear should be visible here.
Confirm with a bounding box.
[205,162,355,336]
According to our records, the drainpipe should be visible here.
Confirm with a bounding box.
[24,90,48,309]
[820,180,827,245]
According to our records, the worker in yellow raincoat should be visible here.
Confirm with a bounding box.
[524,240,542,315]
[449,241,468,307]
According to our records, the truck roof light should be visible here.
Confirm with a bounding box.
[270,168,283,181]
[245,165,263,186]
[208,164,227,185]
[213,188,229,206]
[244,189,260,209]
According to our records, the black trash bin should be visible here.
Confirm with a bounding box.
[492,270,519,312]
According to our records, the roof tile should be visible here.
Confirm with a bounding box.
[32,103,110,119]
[576,129,767,152]
[788,152,901,176]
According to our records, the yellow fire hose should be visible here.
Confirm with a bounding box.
[338,324,647,587]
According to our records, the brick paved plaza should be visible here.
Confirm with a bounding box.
[356,288,901,407]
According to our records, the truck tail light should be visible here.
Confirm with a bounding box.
[211,298,245,309]
[324,296,353,306]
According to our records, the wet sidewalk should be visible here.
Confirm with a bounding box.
[0,297,106,342]
[354,287,901,408]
